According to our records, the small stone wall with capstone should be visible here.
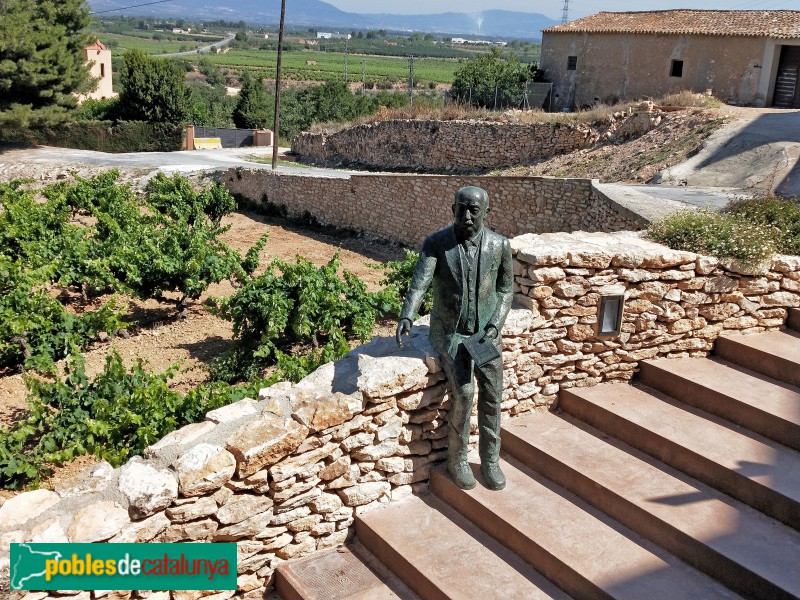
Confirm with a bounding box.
[504,230,800,402]
[222,170,642,248]
[4,231,799,600]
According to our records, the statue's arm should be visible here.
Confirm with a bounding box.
[487,237,514,336]
[400,241,436,321]
[397,241,436,346]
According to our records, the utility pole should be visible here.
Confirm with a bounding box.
[408,55,414,106]
[271,0,286,170]
[561,0,570,24]
[343,37,348,83]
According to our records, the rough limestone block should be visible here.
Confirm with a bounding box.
[144,421,216,459]
[213,512,274,542]
[118,458,178,519]
[55,461,115,498]
[269,442,339,482]
[68,500,130,542]
[205,397,259,424]
[216,494,274,525]
[291,392,363,432]
[0,489,60,528]
[174,443,237,496]
[336,481,390,507]
[227,414,309,478]
[110,512,170,543]
[159,518,218,542]
[29,518,68,543]
[356,355,431,400]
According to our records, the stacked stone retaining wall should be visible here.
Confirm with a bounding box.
[223,170,643,248]
[292,109,660,173]
[5,231,800,600]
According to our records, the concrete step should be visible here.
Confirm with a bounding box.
[502,412,800,600]
[715,330,800,387]
[275,541,421,600]
[787,308,800,332]
[638,357,800,451]
[430,458,745,600]
[355,494,572,600]
[560,382,800,530]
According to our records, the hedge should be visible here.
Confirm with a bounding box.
[0,120,183,153]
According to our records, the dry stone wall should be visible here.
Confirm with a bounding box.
[292,109,661,173]
[1,333,450,599]
[502,230,800,405]
[5,231,800,600]
[223,170,642,248]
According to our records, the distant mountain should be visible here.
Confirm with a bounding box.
[87,0,556,39]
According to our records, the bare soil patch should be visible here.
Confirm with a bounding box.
[501,108,730,183]
[0,173,404,436]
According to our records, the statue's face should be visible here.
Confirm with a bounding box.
[453,190,489,240]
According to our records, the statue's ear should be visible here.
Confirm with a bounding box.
[451,203,457,217]
[485,205,491,215]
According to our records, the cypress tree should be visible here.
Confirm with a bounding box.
[232,72,273,129]
[118,49,191,124]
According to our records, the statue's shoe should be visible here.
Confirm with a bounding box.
[447,460,476,490]
[481,462,506,490]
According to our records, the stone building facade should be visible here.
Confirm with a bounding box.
[79,39,115,102]
[541,10,800,109]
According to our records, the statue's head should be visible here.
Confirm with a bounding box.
[453,186,489,241]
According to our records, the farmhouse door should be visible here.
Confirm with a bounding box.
[773,45,800,108]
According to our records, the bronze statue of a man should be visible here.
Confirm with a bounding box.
[396,186,513,490]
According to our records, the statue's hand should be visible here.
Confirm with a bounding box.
[396,318,412,347]
[483,324,499,340]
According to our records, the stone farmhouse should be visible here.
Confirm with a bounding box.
[78,39,115,102]
[540,10,800,110]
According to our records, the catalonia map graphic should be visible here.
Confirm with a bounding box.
[10,544,62,590]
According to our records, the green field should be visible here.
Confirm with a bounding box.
[204,49,460,85]
[94,32,223,55]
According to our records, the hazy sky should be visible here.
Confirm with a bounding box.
[325,0,797,21]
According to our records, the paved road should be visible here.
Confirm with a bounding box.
[154,34,235,58]
[0,146,353,179]
[654,109,800,198]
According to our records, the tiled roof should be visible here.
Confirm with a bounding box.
[85,39,108,51]
[543,10,800,39]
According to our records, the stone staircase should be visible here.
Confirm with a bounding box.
[275,315,800,600]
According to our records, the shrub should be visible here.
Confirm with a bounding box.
[377,249,431,317]
[0,255,125,372]
[0,121,183,153]
[0,350,273,488]
[725,196,800,255]
[647,209,776,267]
[211,254,391,383]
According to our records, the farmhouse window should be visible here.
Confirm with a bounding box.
[670,60,684,77]
[567,56,577,70]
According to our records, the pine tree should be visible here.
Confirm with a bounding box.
[0,0,93,126]
[118,49,191,124]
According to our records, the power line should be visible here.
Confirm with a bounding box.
[90,0,179,16]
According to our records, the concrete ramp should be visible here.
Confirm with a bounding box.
[653,110,800,198]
